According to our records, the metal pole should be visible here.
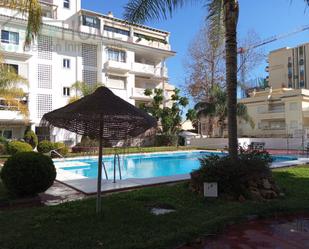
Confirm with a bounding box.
[96,121,103,214]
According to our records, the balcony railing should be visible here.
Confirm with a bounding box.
[131,87,152,100]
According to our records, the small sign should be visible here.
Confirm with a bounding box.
[204,182,218,198]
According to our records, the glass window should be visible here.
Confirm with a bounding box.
[104,26,130,36]
[63,59,71,69]
[0,130,12,139]
[107,48,126,63]
[63,0,70,8]
[1,30,19,45]
[63,87,70,96]
[82,15,101,29]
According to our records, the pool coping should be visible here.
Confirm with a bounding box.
[54,150,309,195]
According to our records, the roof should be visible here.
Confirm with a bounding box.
[80,9,170,35]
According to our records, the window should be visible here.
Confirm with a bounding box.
[63,59,71,69]
[1,30,19,45]
[63,87,70,96]
[107,48,126,62]
[63,0,70,8]
[82,15,100,29]
[104,26,130,36]
[0,130,12,139]
[3,64,18,74]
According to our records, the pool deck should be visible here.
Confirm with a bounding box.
[54,150,309,195]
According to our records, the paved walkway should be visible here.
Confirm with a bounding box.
[180,215,309,249]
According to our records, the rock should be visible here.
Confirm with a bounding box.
[279,192,285,197]
[248,180,258,188]
[250,190,264,201]
[238,195,246,202]
[260,189,278,199]
[262,179,272,190]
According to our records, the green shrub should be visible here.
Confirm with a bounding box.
[54,142,69,156]
[7,141,33,155]
[0,152,56,197]
[37,140,55,154]
[155,134,178,146]
[23,130,38,149]
[190,149,272,198]
[0,136,8,155]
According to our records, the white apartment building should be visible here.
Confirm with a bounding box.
[0,0,176,144]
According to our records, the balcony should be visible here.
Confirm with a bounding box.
[133,37,171,51]
[132,62,168,78]
[0,108,25,124]
[104,60,131,73]
[130,87,152,101]
[40,0,57,19]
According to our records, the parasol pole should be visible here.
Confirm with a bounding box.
[96,120,103,214]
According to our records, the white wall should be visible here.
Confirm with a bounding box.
[188,137,305,150]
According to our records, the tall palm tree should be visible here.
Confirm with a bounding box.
[124,0,309,159]
[195,84,253,137]
[124,0,239,158]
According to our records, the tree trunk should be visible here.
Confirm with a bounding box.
[224,0,239,159]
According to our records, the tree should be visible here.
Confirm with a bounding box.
[124,0,239,159]
[140,88,189,135]
[0,63,29,117]
[69,81,103,103]
[1,0,42,47]
[124,0,309,159]
[0,1,42,117]
[194,84,253,137]
[186,26,264,103]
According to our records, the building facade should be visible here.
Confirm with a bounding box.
[0,0,175,144]
[237,43,309,138]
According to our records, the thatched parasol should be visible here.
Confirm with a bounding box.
[41,87,157,213]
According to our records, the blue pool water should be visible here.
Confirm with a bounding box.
[55,151,298,180]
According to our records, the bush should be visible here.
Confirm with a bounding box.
[155,134,178,146]
[0,136,8,155]
[190,149,273,199]
[0,152,56,197]
[54,142,69,156]
[7,141,33,155]
[23,130,38,149]
[37,140,55,154]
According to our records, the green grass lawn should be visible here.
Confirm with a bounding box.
[0,166,309,249]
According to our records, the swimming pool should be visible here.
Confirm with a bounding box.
[55,151,298,180]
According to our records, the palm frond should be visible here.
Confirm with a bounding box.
[124,0,196,23]
[3,0,42,46]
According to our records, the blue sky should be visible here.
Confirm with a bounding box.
[82,0,309,94]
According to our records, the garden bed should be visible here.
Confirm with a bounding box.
[0,166,309,249]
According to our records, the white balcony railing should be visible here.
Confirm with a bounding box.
[132,62,168,78]
[104,60,131,72]
[131,87,152,100]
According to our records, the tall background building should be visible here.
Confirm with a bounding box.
[0,0,175,144]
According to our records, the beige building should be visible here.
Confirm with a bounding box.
[238,88,309,137]
[238,43,309,138]
[268,43,309,89]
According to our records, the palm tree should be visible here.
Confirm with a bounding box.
[0,63,29,117]
[3,0,42,47]
[124,0,309,159]
[195,84,253,137]
[124,0,239,158]
[0,1,42,117]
